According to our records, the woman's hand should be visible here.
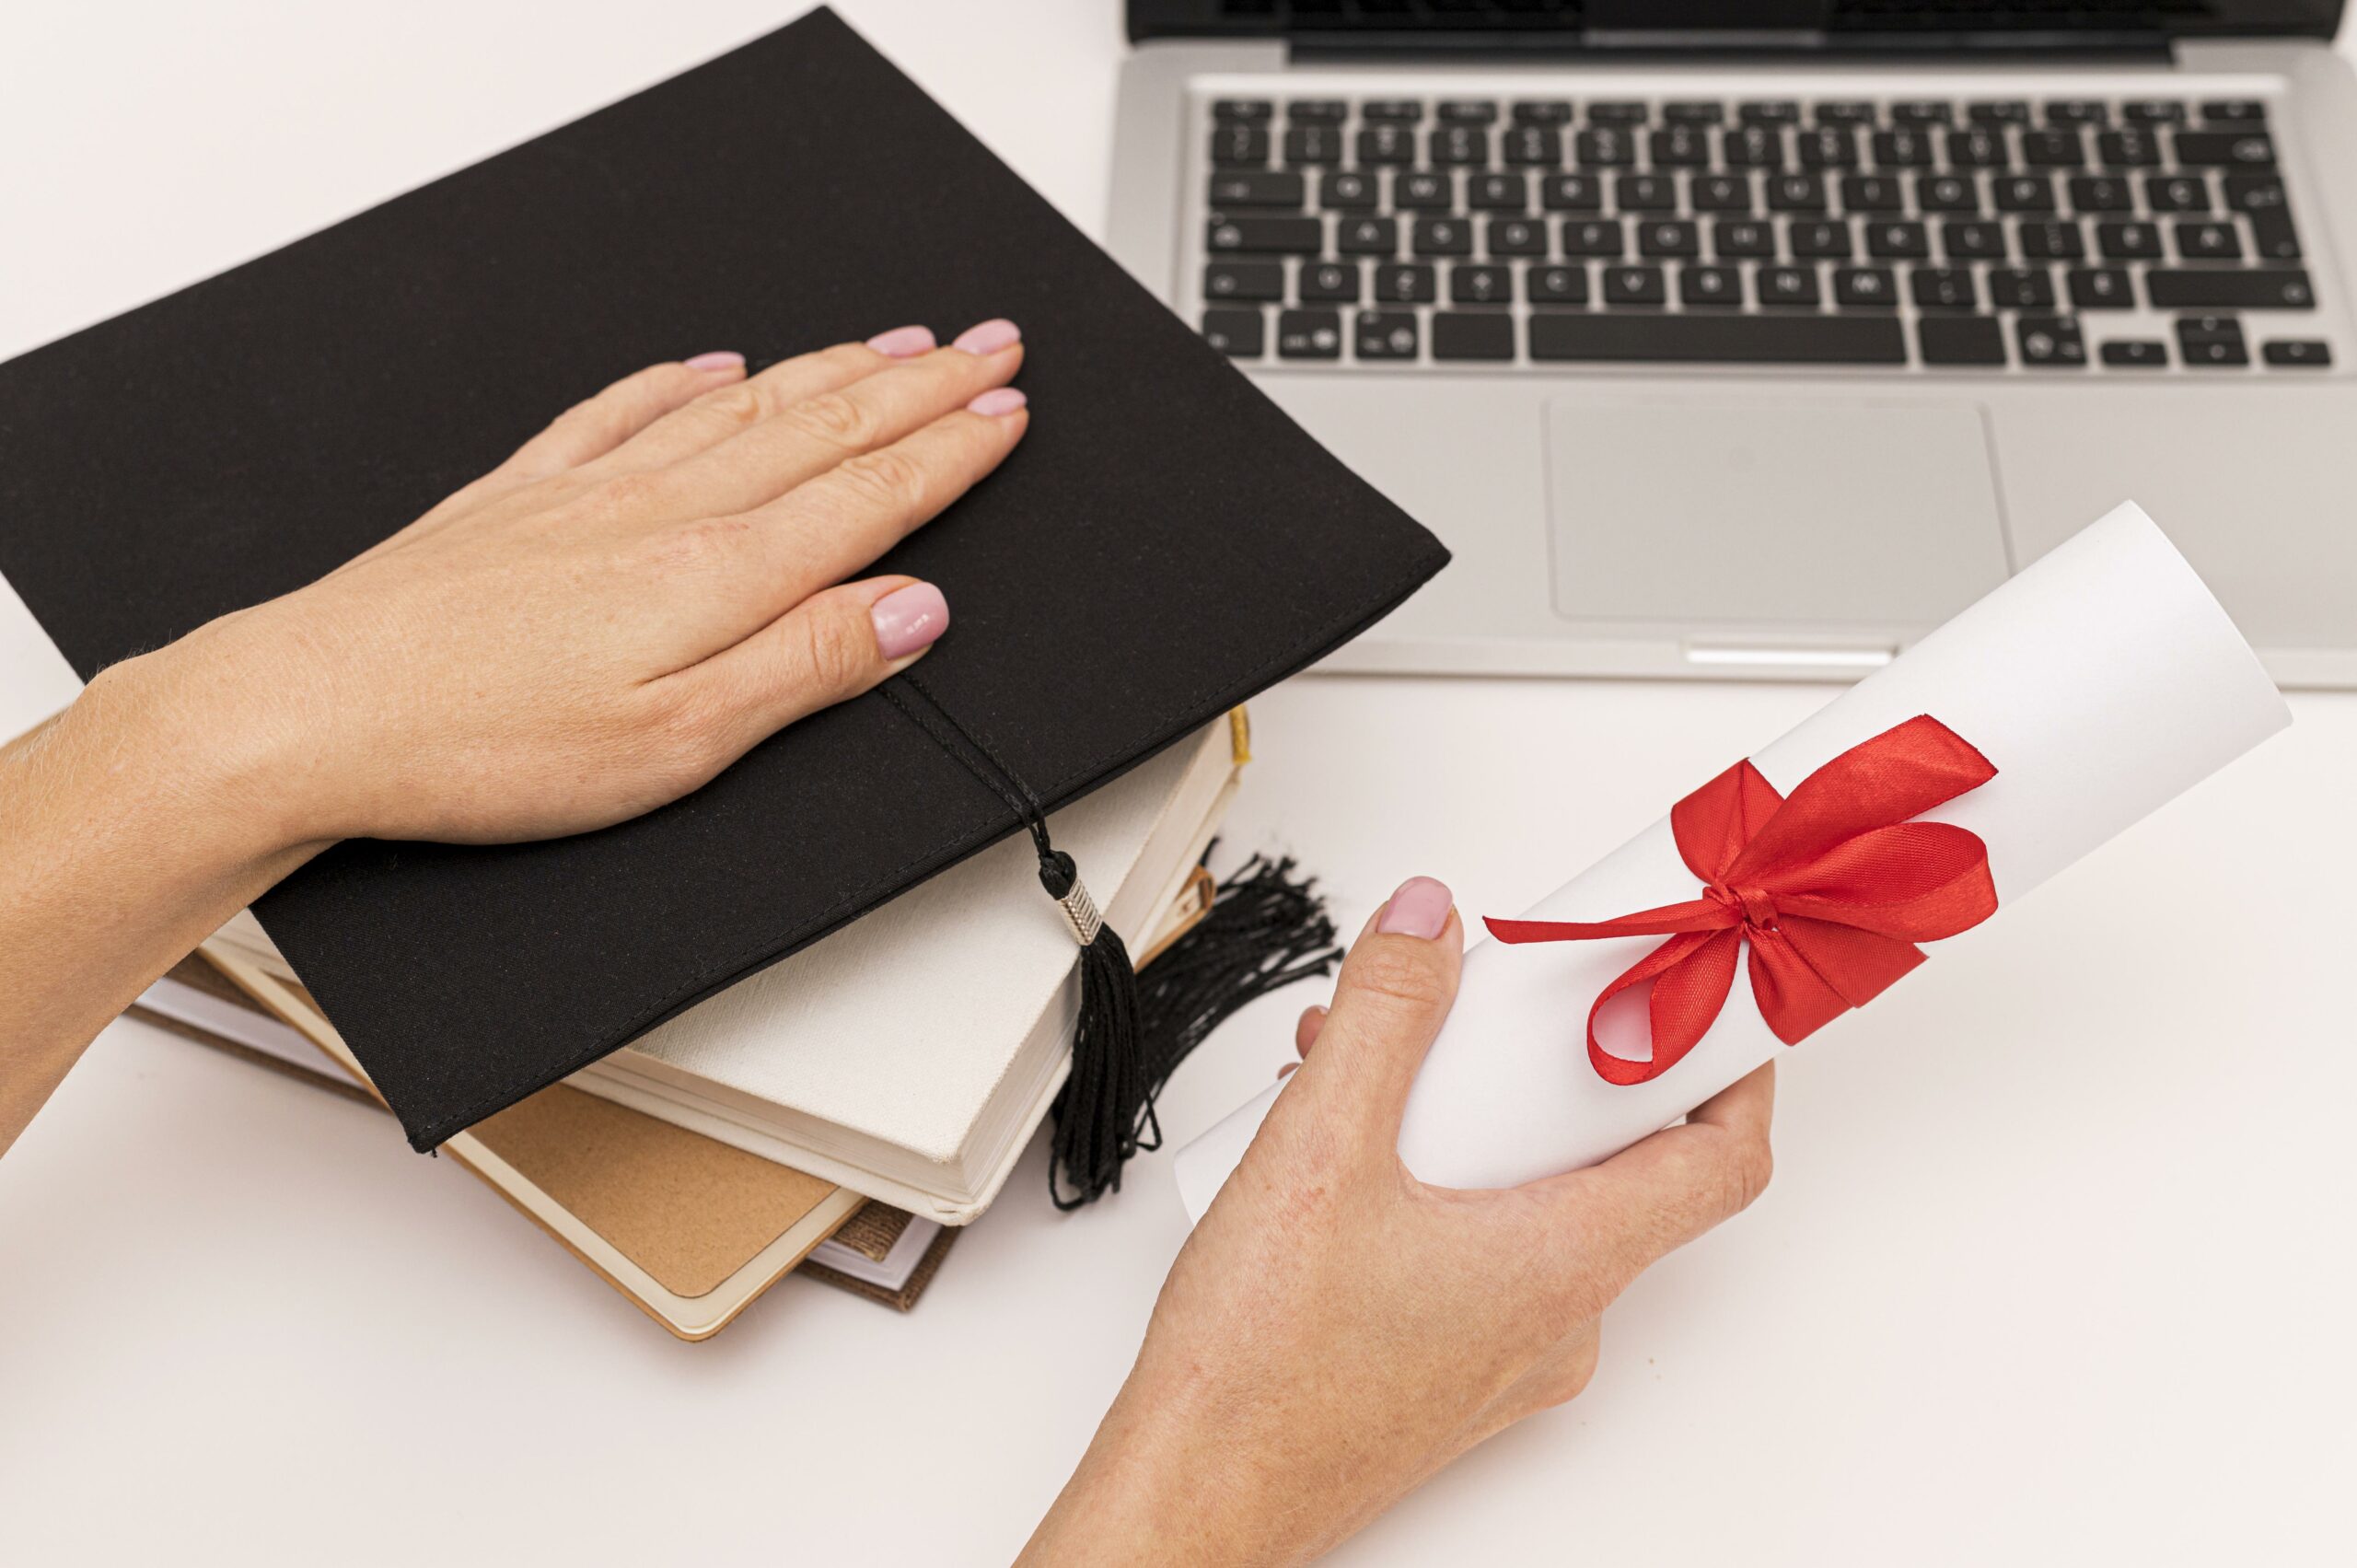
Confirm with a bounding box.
[0,320,1028,1150]
[1022,877,1776,1568]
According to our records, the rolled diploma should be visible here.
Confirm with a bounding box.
[1176,504,2291,1217]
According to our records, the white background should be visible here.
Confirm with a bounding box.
[3,3,2353,1563]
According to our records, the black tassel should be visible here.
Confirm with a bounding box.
[1048,853,1341,1209]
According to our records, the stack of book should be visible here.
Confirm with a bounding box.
[133,713,1266,1340]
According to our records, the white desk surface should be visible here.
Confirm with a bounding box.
[4,4,2352,1562]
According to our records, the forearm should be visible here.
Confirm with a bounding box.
[0,654,316,1151]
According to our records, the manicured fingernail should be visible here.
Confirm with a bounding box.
[967,388,1028,416]
[952,318,1021,355]
[1376,877,1453,939]
[866,325,936,357]
[871,582,950,661]
[684,351,744,371]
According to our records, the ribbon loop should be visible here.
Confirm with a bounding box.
[1486,715,2000,1085]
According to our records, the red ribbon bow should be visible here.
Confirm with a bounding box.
[1485,715,2001,1086]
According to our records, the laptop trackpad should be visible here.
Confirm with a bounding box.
[1545,394,2009,628]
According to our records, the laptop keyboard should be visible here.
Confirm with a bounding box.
[1192,93,2328,372]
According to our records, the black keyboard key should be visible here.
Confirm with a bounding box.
[1969,100,2032,125]
[2263,340,2331,367]
[2123,101,2188,124]
[1740,100,1802,124]
[1211,124,1270,167]
[1651,126,1713,168]
[1916,175,1981,214]
[1918,315,2007,366]
[1429,126,1490,166]
[1767,174,1829,212]
[2175,221,2243,261]
[1353,308,1420,361]
[1757,264,1820,307]
[1503,126,1563,167]
[1274,308,1341,359]
[1438,100,1500,125]
[2146,175,2212,213]
[1213,100,1273,122]
[1692,174,1755,213]
[1450,264,1513,306]
[1665,101,1726,124]
[1356,126,1416,166]
[1841,175,1905,213]
[1337,215,1399,255]
[2067,176,2135,214]
[2202,100,2269,123]
[1362,99,1422,123]
[1299,261,1361,303]
[2018,220,2086,260]
[1561,218,1627,258]
[1576,128,1636,168]
[1891,100,1953,126]
[1602,264,1668,306]
[2174,131,2275,168]
[1864,220,1931,260]
[1528,312,1907,364]
[1203,261,1284,302]
[1797,128,1859,168]
[1411,218,1474,257]
[1994,175,2057,213]
[2224,173,2290,211]
[1210,171,1306,208]
[1283,126,1342,166]
[1817,101,1876,125]
[1207,215,1322,254]
[2047,100,2109,126]
[2096,221,2164,260]
[1942,221,2007,261]
[1834,266,1898,308]
[1469,172,1529,211]
[1639,219,1701,258]
[1528,263,1589,305]
[1788,219,1852,259]
[2102,341,2169,368]
[1540,174,1605,211]
[2021,129,2085,168]
[1587,101,1649,125]
[2248,206,2304,261]
[1512,100,1573,125]
[1487,217,1549,257]
[1682,264,1744,307]
[1990,267,2057,308]
[1872,129,1935,168]
[1201,308,1264,357]
[2097,129,2162,168]
[1617,174,1678,212]
[1374,263,1436,303]
[1911,267,1977,310]
[1320,171,1378,211]
[1395,171,1454,210]
[2069,267,2133,308]
[2014,315,2088,366]
[1723,126,1784,168]
[2177,314,2249,366]
[1433,312,1515,362]
[2148,269,2315,308]
[1945,128,2007,168]
[1713,219,1776,259]
[1288,99,1347,124]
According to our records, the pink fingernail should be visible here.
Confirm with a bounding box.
[866,325,936,357]
[1376,877,1453,940]
[871,582,950,661]
[967,388,1028,417]
[952,318,1021,355]
[684,351,744,371]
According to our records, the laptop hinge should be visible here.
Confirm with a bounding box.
[1288,33,2177,65]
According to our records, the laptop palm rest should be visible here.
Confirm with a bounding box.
[1544,394,2011,642]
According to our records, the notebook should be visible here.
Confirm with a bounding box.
[0,6,1448,1153]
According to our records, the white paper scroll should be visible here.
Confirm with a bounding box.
[1176,505,2291,1218]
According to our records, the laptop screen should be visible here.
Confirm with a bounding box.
[1128,1,2341,46]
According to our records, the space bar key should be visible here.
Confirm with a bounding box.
[1528,313,1909,366]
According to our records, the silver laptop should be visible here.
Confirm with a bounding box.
[1106,1,2357,687]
